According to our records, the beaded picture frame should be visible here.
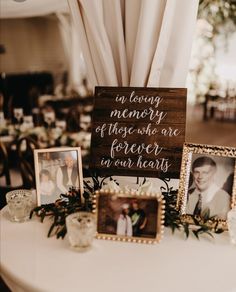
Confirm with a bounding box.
[93,189,165,244]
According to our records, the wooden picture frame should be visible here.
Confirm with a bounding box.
[177,143,236,228]
[93,189,165,244]
[34,147,84,206]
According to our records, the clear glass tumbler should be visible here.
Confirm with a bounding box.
[227,207,236,245]
[66,212,96,251]
[6,189,33,222]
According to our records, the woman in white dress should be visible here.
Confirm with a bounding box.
[40,169,58,204]
[116,203,133,237]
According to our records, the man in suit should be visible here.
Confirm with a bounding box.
[186,156,230,220]
[130,200,147,237]
[56,152,79,194]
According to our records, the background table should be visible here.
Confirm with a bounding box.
[0,207,236,292]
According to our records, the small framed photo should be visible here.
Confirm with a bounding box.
[177,143,236,226]
[93,189,165,244]
[34,147,84,206]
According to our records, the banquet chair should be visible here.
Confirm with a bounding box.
[16,136,39,189]
[0,276,11,292]
[0,141,11,186]
[0,142,22,208]
[66,106,82,132]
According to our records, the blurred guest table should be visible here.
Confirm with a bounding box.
[204,95,236,122]
[0,135,14,144]
[0,124,91,158]
[0,206,235,292]
[38,94,94,117]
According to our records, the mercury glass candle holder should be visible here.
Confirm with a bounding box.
[66,212,96,251]
[227,207,236,245]
[6,189,33,222]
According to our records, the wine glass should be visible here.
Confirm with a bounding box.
[13,108,24,125]
[55,120,67,131]
[43,111,55,128]
[0,111,5,128]
[23,115,34,130]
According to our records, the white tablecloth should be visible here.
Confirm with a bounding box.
[0,207,236,292]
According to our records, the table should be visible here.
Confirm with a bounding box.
[0,126,91,159]
[1,207,236,292]
[0,136,14,144]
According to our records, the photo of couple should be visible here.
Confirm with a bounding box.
[97,194,159,239]
[116,200,147,237]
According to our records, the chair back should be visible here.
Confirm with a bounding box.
[0,141,11,186]
[16,136,39,189]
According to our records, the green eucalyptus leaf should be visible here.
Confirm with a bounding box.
[192,230,200,240]
[48,222,56,237]
[215,228,224,234]
[202,208,210,221]
[184,225,190,239]
[204,231,214,238]
[193,216,201,226]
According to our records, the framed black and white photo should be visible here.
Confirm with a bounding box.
[177,143,236,227]
[93,189,165,244]
[34,147,84,206]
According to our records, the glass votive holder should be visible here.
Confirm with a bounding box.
[23,115,34,129]
[227,207,236,245]
[6,189,33,222]
[66,212,96,251]
[43,111,55,127]
[55,120,67,131]
[13,108,24,124]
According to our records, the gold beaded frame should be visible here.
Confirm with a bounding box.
[177,143,236,228]
[93,189,165,244]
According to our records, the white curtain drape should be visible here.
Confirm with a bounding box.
[68,0,199,89]
[56,13,86,88]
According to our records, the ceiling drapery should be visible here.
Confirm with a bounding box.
[68,0,199,89]
[56,13,86,88]
[0,0,86,88]
[0,0,69,19]
[1,0,199,89]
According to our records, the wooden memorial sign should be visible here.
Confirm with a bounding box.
[90,87,187,178]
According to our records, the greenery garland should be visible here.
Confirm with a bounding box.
[30,174,225,240]
[163,190,224,239]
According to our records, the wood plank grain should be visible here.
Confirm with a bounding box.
[90,87,187,178]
